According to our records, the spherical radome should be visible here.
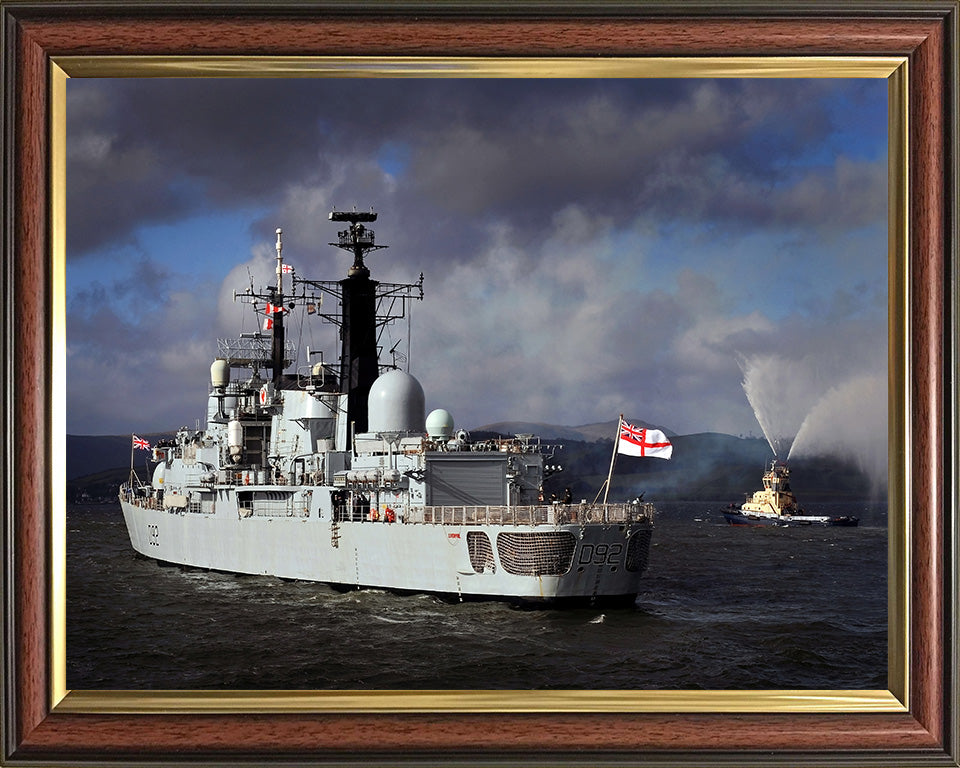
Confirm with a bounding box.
[425,409,455,439]
[210,358,230,389]
[367,370,426,434]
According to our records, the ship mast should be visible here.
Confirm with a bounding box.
[289,209,423,448]
[329,210,386,440]
[270,227,286,388]
[227,208,424,448]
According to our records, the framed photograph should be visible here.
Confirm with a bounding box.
[2,2,956,766]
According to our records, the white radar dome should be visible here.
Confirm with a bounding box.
[210,358,230,389]
[367,370,425,434]
[426,409,454,439]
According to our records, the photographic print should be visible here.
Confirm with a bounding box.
[65,75,889,691]
[3,3,956,766]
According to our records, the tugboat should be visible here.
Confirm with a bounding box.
[722,460,859,527]
[118,209,656,605]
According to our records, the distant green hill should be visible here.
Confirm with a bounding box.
[66,429,876,504]
[476,418,675,442]
[67,433,172,480]
[67,467,131,504]
[537,432,873,503]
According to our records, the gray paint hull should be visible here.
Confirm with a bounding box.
[120,498,652,603]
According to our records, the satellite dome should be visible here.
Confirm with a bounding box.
[426,409,455,439]
[367,370,425,434]
[210,358,230,389]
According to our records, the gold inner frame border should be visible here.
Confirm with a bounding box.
[49,54,909,716]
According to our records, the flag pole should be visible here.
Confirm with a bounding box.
[129,434,135,487]
[598,414,622,505]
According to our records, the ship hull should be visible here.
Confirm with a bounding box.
[120,497,653,604]
[722,510,783,526]
[722,510,859,527]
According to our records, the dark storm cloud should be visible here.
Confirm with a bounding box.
[65,76,888,437]
[67,256,223,433]
[402,79,881,240]
[67,257,217,365]
[67,80,328,255]
[68,258,171,347]
[67,78,550,256]
[67,78,881,262]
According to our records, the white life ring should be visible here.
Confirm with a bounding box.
[259,386,268,406]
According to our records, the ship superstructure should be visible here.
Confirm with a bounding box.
[120,210,656,605]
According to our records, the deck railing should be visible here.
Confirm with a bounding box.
[406,502,655,526]
[119,491,163,511]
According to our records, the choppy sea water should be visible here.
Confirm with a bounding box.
[66,500,887,690]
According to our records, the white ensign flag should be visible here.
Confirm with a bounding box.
[617,421,673,459]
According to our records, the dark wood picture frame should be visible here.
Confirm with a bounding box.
[2,2,957,765]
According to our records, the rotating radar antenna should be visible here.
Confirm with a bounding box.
[329,209,386,278]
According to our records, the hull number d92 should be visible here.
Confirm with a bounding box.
[578,542,623,566]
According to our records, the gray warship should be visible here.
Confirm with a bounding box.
[119,210,656,605]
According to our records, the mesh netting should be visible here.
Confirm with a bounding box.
[466,531,496,573]
[496,532,576,576]
[626,529,653,573]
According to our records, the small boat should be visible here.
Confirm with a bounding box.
[722,461,859,527]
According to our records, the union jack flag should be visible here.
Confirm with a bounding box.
[618,420,673,459]
[132,435,150,451]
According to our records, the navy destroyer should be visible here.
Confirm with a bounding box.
[119,210,656,605]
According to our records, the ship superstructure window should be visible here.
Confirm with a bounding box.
[425,455,507,506]
[496,532,576,576]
